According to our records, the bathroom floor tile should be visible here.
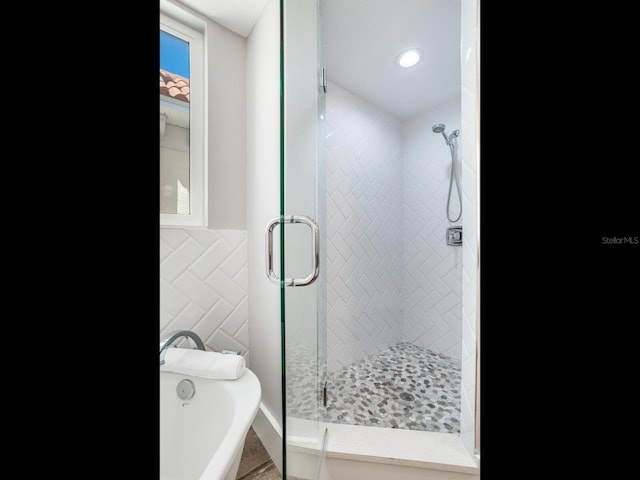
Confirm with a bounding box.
[236,428,272,478]
[237,460,280,480]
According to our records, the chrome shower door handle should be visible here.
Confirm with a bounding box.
[265,215,320,287]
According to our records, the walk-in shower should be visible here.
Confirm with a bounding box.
[312,78,465,436]
[313,0,466,441]
[279,0,479,477]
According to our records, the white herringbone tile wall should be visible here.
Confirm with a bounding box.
[402,98,462,362]
[160,228,250,365]
[325,82,463,373]
[325,82,404,372]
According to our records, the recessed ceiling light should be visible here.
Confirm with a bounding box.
[396,48,423,68]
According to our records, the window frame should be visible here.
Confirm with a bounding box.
[160,10,207,228]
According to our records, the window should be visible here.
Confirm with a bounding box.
[160,11,207,228]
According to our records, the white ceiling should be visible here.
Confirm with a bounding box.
[173,0,269,37]
[174,0,460,120]
[321,0,461,119]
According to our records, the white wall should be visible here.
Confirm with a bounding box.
[206,16,247,229]
[324,81,463,372]
[325,81,404,373]
[402,98,462,362]
[160,228,249,358]
[246,0,282,429]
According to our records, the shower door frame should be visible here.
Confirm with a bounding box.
[280,0,328,478]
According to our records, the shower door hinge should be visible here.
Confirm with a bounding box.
[323,381,328,407]
[321,66,327,93]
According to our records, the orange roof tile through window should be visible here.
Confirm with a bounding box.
[160,69,190,103]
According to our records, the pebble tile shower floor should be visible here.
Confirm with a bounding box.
[324,342,461,433]
[239,343,461,479]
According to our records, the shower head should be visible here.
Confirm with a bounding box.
[432,123,450,144]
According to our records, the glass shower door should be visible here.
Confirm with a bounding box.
[280,0,327,478]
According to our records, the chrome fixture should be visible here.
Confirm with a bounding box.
[431,123,460,146]
[160,330,205,365]
[176,378,196,400]
[399,391,416,402]
[432,123,462,222]
[265,215,320,287]
[447,226,463,246]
